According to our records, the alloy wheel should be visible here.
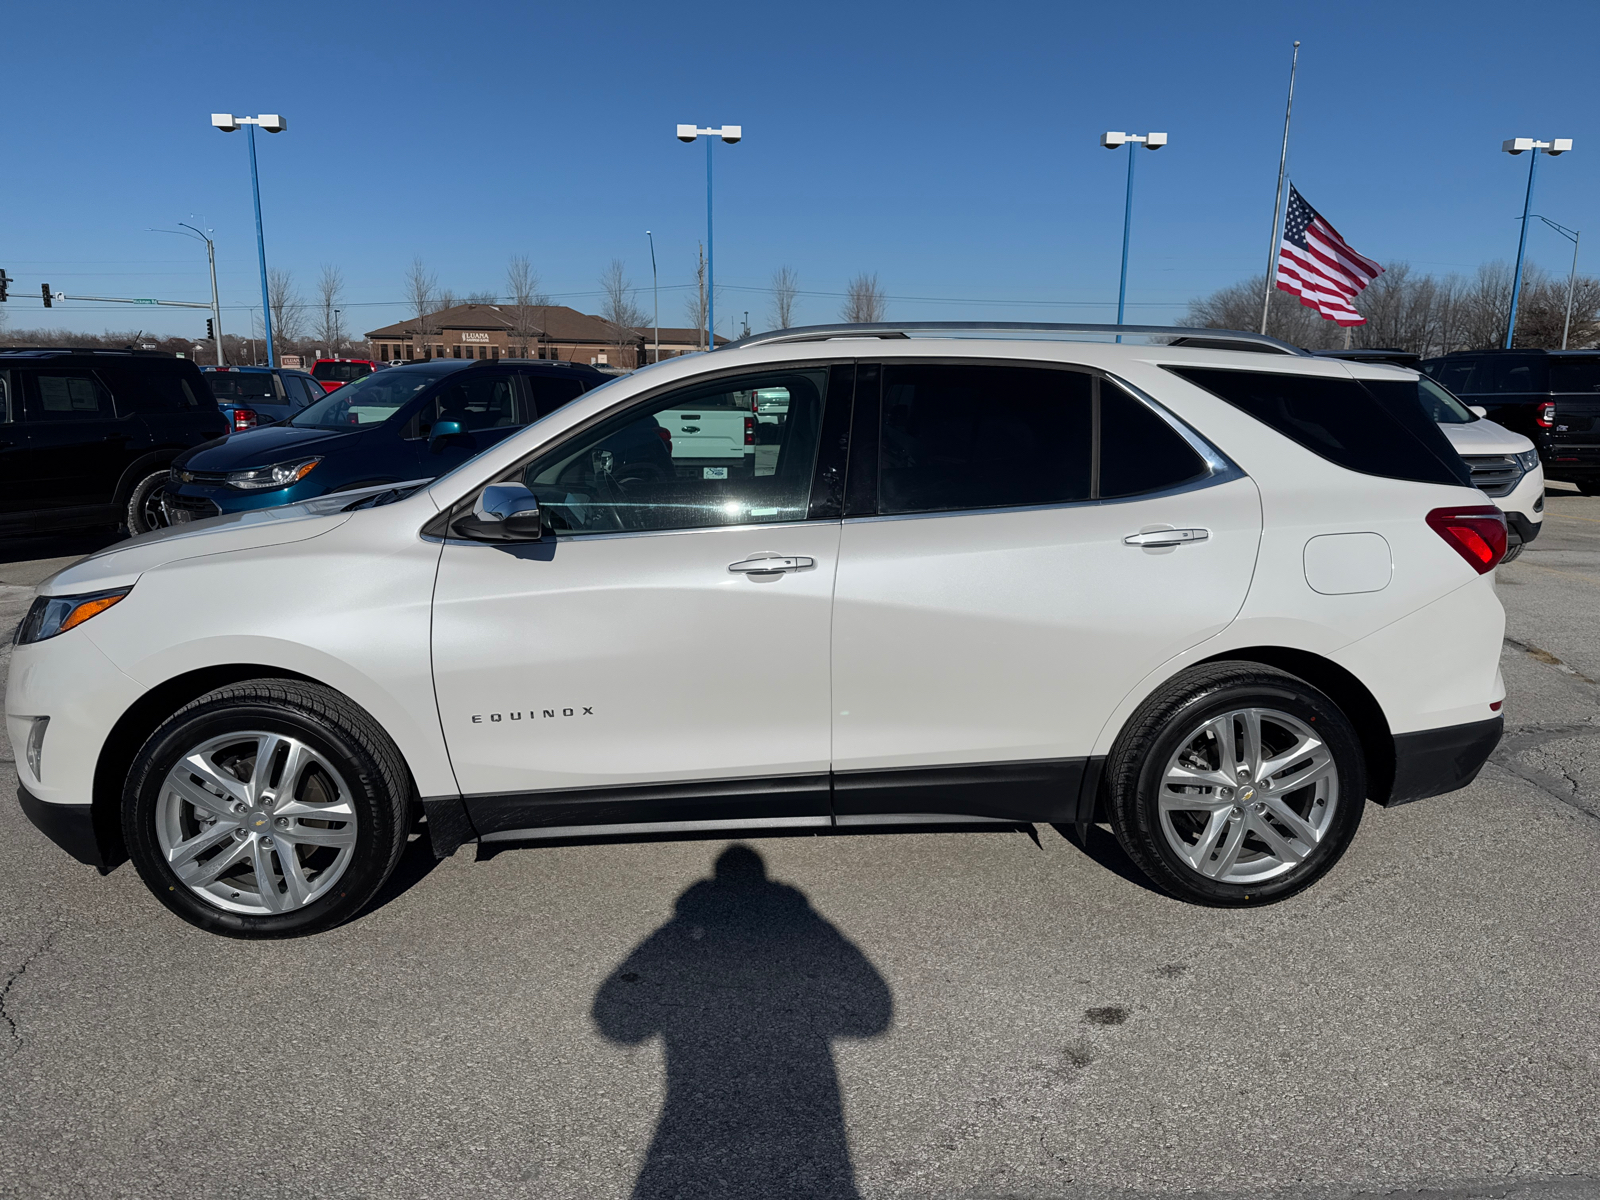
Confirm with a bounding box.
[155,731,359,915]
[1157,706,1339,885]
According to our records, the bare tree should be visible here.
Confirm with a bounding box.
[436,288,458,314]
[770,266,799,331]
[685,243,708,350]
[314,265,345,349]
[599,259,646,363]
[505,255,549,357]
[267,268,303,356]
[404,257,438,357]
[841,273,887,323]
[465,290,498,305]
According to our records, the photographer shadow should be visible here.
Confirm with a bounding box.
[592,844,892,1200]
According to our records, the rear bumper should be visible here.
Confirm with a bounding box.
[17,784,110,871]
[1384,716,1503,806]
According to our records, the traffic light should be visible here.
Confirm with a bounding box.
[206,318,215,340]
[0,270,9,301]
[41,284,51,309]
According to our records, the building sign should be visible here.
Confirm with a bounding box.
[461,332,490,343]
[281,355,303,367]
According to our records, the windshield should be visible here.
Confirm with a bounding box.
[313,361,374,382]
[290,369,435,429]
[1551,357,1600,393]
[205,372,276,400]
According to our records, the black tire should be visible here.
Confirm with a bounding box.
[1575,480,1600,497]
[123,678,411,938]
[1500,538,1525,564]
[125,470,171,535]
[1105,662,1366,907]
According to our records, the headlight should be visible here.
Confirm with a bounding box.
[15,588,131,645]
[225,457,322,490]
[1517,449,1541,473]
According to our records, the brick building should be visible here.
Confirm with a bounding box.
[366,304,720,369]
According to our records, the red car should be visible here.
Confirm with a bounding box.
[311,358,379,394]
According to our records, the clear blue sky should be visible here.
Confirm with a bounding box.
[4,0,1596,342]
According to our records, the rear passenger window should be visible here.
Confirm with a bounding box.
[100,365,203,413]
[1098,384,1208,498]
[1169,367,1469,487]
[0,374,10,423]
[1426,358,1477,395]
[31,371,114,420]
[877,365,1092,514]
[527,376,586,418]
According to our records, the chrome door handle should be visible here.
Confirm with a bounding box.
[1123,528,1209,547]
[728,556,815,574]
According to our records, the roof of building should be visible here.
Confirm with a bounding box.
[367,304,725,346]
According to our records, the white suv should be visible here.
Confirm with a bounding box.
[7,325,1509,937]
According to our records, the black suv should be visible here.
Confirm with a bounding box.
[1420,349,1600,494]
[0,349,228,537]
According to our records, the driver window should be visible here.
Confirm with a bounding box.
[413,374,521,438]
[521,369,827,535]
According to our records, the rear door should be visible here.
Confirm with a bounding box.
[829,360,1262,823]
[1549,355,1600,447]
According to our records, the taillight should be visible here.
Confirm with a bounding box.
[655,426,672,451]
[233,408,258,431]
[1537,401,1556,428]
[744,416,755,445]
[1426,505,1507,574]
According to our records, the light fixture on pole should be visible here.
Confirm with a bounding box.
[676,123,742,351]
[211,113,287,366]
[646,230,660,364]
[1100,131,1168,340]
[1534,216,1582,350]
[1501,136,1573,349]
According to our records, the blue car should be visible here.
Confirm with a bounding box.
[163,358,609,521]
[201,365,326,431]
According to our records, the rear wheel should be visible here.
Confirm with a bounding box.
[125,469,171,535]
[1574,480,1600,497]
[1106,663,1365,906]
[1500,537,1525,564]
[123,679,411,937]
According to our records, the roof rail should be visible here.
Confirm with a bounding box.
[718,321,1308,356]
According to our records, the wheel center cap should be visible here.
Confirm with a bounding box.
[1237,785,1256,804]
[248,812,272,830]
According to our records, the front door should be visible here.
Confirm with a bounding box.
[431,364,848,839]
[829,361,1263,823]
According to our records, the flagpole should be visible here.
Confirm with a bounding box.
[1260,40,1301,335]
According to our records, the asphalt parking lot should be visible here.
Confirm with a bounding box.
[2,494,1599,1200]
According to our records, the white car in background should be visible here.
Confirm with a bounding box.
[9,323,1509,938]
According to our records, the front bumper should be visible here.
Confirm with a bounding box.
[1385,716,1503,806]
[17,784,112,871]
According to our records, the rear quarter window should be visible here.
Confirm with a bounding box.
[1167,367,1470,488]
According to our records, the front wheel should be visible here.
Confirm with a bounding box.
[1105,663,1365,906]
[123,679,411,937]
[125,469,172,535]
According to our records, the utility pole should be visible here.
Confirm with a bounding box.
[646,230,660,364]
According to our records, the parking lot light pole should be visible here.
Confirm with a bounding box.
[1502,137,1573,349]
[212,113,287,366]
[1100,131,1168,340]
[676,124,742,350]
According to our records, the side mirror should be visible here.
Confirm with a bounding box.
[451,483,543,542]
[1469,405,1488,418]
[429,419,465,451]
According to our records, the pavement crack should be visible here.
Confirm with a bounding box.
[1484,759,1600,824]
[0,932,58,1055]
[1503,637,1600,688]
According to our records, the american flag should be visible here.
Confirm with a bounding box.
[1275,185,1384,327]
